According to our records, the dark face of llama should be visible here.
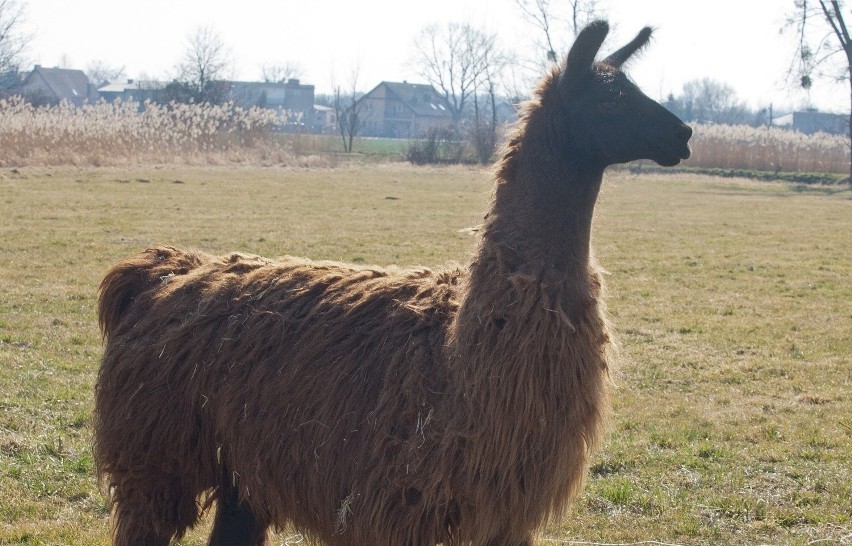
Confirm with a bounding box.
[558,22,692,168]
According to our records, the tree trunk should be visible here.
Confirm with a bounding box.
[842,43,852,186]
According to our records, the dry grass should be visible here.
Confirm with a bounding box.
[0,98,300,167]
[1,100,850,176]
[0,165,849,545]
[684,123,850,174]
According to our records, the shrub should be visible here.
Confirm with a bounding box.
[405,126,466,165]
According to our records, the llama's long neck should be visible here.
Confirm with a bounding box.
[488,156,602,282]
[476,97,606,313]
[442,105,611,531]
[448,90,609,356]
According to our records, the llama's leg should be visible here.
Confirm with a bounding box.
[110,476,199,546]
[207,485,269,546]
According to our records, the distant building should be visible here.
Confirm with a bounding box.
[97,79,166,104]
[356,81,454,138]
[96,77,326,130]
[773,110,849,135]
[226,79,317,130]
[20,65,100,106]
[792,110,848,135]
[312,104,337,133]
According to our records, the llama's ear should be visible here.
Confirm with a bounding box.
[558,20,609,98]
[603,27,653,68]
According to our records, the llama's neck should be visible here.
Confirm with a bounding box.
[489,166,602,272]
[444,120,610,470]
[449,91,609,349]
[482,108,605,296]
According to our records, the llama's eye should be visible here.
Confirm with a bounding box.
[600,88,624,110]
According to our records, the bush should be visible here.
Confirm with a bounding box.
[405,127,466,165]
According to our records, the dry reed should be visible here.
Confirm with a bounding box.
[684,122,850,174]
[0,97,295,166]
[2,99,848,174]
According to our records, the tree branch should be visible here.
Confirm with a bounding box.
[825,0,852,47]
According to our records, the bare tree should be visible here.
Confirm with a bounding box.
[515,0,599,64]
[333,65,367,153]
[260,61,302,83]
[678,78,749,124]
[568,0,599,37]
[470,44,509,163]
[515,0,560,63]
[170,26,232,104]
[788,0,852,181]
[0,0,30,89]
[86,60,126,85]
[412,22,496,122]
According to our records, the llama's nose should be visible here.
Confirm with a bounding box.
[675,124,693,141]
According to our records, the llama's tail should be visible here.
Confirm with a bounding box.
[98,246,208,339]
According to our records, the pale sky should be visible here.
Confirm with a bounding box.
[23,0,849,113]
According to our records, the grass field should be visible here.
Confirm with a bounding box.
[0,165,849,545]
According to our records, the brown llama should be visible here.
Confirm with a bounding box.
[94,21,691,546]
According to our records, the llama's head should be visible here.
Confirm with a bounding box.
[555,20,692,168]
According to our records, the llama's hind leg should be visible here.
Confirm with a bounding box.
[207,485,269,546]
[109,476,199,546]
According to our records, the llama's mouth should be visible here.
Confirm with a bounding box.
[654,145,690,167]
[652,142,691,167]
[651,123,692,166]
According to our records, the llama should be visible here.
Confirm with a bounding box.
[94,21,691,546]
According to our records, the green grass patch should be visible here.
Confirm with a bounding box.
[627,163,850,185]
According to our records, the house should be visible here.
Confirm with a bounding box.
[773,110,849,135]
[96,77,325,130]
[97,79,166,104]
[791,110,848,135]
[356,81,454,138]
[226,78,317,130]
[20,65,100,106]
[312,104,337,133]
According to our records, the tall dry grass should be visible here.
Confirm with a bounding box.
[0,97,302,166]
[1,99,849,173]
[684,123,850,174]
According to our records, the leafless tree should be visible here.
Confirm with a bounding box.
[680,78,749,125]
[788,0,852,181]
[333,64,367,153]
[568,0,599,37]
[171,26,232,104]
[260,61,302,83]
[0,0,30,86]
[470,44,509,163]
[412,22,496,122]
[515,0,560,63]
[515,0,599,64]
[86,60,126,85]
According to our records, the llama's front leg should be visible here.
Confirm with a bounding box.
[207,485,269,546]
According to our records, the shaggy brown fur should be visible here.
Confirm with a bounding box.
[94,21,691,546]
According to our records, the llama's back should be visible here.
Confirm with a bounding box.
[95,246,463,543]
